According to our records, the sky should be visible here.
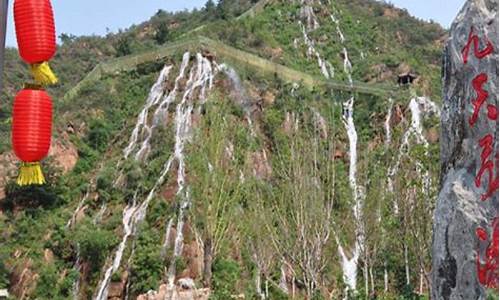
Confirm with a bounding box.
[4,0,465,47]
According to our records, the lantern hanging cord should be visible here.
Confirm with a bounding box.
[17,162,46,186]
[30,62,58,85]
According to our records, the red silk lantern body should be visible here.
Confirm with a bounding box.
[14,0,56,64]
[12,89,52,163]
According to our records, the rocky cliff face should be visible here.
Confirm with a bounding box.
[432,0,498,299]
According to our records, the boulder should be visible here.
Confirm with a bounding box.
[431,0,499,299]
[177,278,196,290]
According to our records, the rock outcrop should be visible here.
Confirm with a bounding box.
[136,284,210,300]
[432,0,498,299]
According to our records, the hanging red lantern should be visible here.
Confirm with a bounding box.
[12,88,52,185]
[14,0,58,85]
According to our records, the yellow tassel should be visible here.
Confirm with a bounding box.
[30,62,58,85]
[17,162,46,186]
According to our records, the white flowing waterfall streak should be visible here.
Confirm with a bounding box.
[297,0,334,79]
[72,245,81,300]
[387,97,440,213]
[69,172,102,299]
[95,192,139,300]
[67,185,91,228]
[135,54,191,161]
[218,64,257,137]
[94,53,216,300]
[161,218,175,258]
[381,97,394,293]
[329,5,365,295]
[164,53,215,287]
[384,98,394,148]
[123,65,173,159]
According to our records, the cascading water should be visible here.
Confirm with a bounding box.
[336,97,364,295]
[382,98,393,292]
[164,53,215,288]
[94,52,216,300]
[384,98,394,148]
[299,3,319,30]
[72,245,81,300]
[161,218,175,258]
[385,96,440,288]
[328,5,365,295]
[95,192,139,300]
[300,22,334,79]
[123,65,173,159]
[219,64,257,136]
[135,54,191,161]
[297,0,334,79]
[67,184,91,228]
[68,175,101,299]
[387,97,440,211]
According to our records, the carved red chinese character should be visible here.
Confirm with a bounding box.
[487,104,498,121]
[476,217,499,289]
[469,73,490,127]
[475,134,499,200]
[462,26,494,64]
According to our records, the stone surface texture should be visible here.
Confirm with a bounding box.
[432,0,498,299]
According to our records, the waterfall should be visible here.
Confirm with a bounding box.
[72,246,81,300]
[160,218,175,258]
[299,22,333,79]
[384,96,440,290]
[66,185,91,228]
[94,52,216,299]
[384,98,394,147]
[296,0,334,79]
[381,98,394,292]
[135,54,191,161]
[95,62,172,300]
[165,53,215,286]
[218,64,257,136]
[123,65,173,159]
[95,193,139,300]
[387,97,440,212]
[336,97,364,294]
[327,5,365,294]
[299,3,319,30]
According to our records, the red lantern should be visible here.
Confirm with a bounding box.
[14,0,58,85]
[12,88,52,185]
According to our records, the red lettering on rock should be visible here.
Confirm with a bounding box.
[462,27,494,64]
[476,217,499,289]
[475,135,499,200]
[469,73,489,127]
[487,104,498,121]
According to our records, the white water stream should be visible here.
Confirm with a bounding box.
[384,98,394,148]
[93,52,216,299]
[297,0,334,79]
[123,65,173,160]
[218,64,259,138]
[164,53,215,287]
[328,5,365,295]
[387,97,440,213]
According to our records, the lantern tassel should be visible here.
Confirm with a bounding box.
[30,62,58,85]
[17,162,46,186]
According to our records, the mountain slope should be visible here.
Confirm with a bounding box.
[0,0,445,299]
